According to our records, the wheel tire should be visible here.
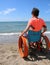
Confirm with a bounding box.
[18,36,29,58]
[41,35,50,52]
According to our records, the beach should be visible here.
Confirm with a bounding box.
[0,43,50,65]
[0,0,50,64]
[0,32,50,65]
[0,21,50,65]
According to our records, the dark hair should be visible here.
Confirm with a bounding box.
[31,8,39,17]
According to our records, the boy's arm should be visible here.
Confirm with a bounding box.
[21,20,31,36]
[21,24,30,36]
[42,25,47,33]
[41,25,47,36]
[21,19,33,36]
[41,19,47,34]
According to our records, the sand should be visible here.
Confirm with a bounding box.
[0,43,50,65]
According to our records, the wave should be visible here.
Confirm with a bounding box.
[0,32,21,35]
[44,31,50,34]
[0,31,50,35]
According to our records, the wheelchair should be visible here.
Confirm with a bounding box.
[18,31,50,58]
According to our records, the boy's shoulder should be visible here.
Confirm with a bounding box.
[30,18,44,21]
[39,18,44,22]
[29,18,33,22]
[29,18,45,23]
[39,18,46,26]
[29,18,36,21]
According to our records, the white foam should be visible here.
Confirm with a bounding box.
[0,31,50,35]
[44,31,50,34]
[0,32,21,35]
[0,31,49,44]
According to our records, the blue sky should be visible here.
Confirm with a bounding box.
[0,0,50,21]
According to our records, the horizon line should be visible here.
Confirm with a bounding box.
[0,20,50,22]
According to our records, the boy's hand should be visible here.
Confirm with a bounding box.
[41,32,44,37]
[20,33,23,36]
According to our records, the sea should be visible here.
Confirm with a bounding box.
[0,21,50,44]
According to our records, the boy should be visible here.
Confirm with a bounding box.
[21,8,47,44]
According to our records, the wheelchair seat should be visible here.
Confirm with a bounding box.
[28,30,41,43]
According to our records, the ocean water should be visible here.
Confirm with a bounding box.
[0,22,27,33]
[0,21,50,33]
[0,21,50,43]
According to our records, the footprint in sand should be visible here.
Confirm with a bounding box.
[7,54,17,59]
[0,50,5,53]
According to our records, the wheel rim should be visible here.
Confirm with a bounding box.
[22,43,24,52]
[18,36,29,57]
[41,36,47,49]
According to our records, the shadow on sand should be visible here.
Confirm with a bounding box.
[23,49,50,61]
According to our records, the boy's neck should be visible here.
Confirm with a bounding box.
[32,15,38,18]
[32,16,38,19]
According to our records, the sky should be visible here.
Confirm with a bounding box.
[0,0,50,21]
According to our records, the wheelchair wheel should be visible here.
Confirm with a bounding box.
[18,36,29,58]
[41,35,49,51]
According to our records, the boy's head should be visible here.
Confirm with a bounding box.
[31,8,39,17]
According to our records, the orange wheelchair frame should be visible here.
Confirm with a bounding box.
[18,35,50,58]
